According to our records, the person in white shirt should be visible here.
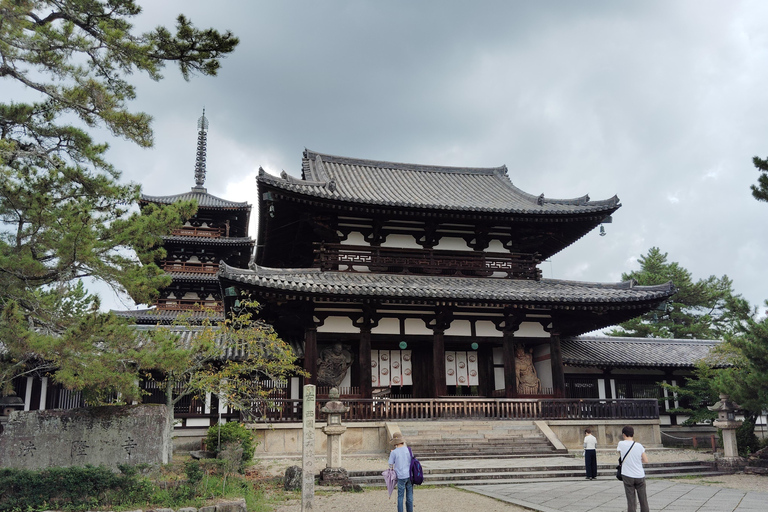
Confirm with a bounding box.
[617,425,650,512]
[583,428,598,479]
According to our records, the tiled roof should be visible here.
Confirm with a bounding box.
[141,186,250,209]
[562,336,726,368]
[110,308,224,324]
[163,273,219,283]
[257,149,620,215]
[219,263,674,306]
[162,235,254,246]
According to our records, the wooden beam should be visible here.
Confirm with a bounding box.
[359,329,372,399]
[549,332,566,398]
[433,330,447,397]
[304,327,318,386]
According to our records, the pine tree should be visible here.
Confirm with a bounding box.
[0,0,238,398]
[607,247,751,339]
[752,156,768,203]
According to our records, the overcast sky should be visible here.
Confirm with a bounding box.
[98,1,767,314]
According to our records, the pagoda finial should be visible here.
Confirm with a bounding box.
[194,108,208,188]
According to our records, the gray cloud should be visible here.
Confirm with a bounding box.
[97,1,768,313]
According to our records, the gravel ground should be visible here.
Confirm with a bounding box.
[267,486,529,512]
[257,449,766,512]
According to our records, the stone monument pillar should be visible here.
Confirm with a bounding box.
[708,393,747,472]
[319,387,350,485]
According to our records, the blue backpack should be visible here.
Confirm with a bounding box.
[407,447,424,485]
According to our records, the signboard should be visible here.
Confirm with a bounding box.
[301,385,316,511]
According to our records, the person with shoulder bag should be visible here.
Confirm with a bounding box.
[616,425,650,512]
[388,432,413,512]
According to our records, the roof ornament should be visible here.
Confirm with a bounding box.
[537,193,545,206]
[194,109,209,189]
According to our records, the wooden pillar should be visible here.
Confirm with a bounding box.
[496,311,521,399]
[477,345,493,397]
[359,328,372,399]
[502,331,517,398]
[304,327,318,386]
[549,332,566,398]
[433,330,447,397]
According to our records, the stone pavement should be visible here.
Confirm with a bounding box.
[460,479,768,512]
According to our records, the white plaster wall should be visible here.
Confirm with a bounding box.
[380,234,422,249]
[317,316,359,334]
[476,320,503,337]
[404,318,432,335]
[445,319,472,336]
[487,240,506,252]
[494,367,505,391]
[371,317,400,335]
[533,344,552,392]
[340,231,366,245]
[433,236,469,251]
[516,322,548,338]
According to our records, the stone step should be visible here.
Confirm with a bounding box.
[349,462,721,486]
[351,471,728,487]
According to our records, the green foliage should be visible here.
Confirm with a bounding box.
[0,0,237,398]
[660,362,721,425]
[138,301,307,435]
[0,465,153,512]
[184,460,204,485]
[607,247,751,339]
[206,421,257,466]
[735,419,761,456]
[752,155,768,202]
[710,314,768,419]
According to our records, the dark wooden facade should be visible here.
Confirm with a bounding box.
[221,150,675,400]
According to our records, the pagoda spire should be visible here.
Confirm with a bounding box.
[194,109,209,189]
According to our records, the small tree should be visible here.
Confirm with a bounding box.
[137,301,307,458]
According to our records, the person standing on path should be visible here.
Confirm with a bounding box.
[388,432,413,512]
[617,425,650,512]
[583,428,598,480]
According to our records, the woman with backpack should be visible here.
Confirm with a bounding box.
[388,432,414,512]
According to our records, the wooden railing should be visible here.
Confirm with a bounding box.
[171,226,223,238]
[163,261,219,274]
[154,299,223,312]
[243,398,659,424]
[314,244,542,280]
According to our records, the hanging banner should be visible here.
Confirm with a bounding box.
[401,350,413,386]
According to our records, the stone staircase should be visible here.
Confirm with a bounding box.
[395,420,566,460]
[348,460,724,486]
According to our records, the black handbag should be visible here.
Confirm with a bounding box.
[615,441,635,481]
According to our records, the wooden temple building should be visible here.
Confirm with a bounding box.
[218,149,678,403]
[6,117,725,432]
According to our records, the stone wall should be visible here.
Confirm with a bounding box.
[247,421,388,457]
[0,404,171,470]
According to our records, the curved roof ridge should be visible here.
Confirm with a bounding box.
[541,278,674,292]
[570,336,722,344]
[303,148,508,176]
[219,263,676,305]
[256,149,621,214]
[141,187,250,209]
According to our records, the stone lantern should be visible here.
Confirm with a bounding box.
[319,387,350,485]
[708,393,746,471]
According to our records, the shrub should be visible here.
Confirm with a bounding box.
[0,465,153,511]
[736,419,761,456]
[206,421,256,466]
